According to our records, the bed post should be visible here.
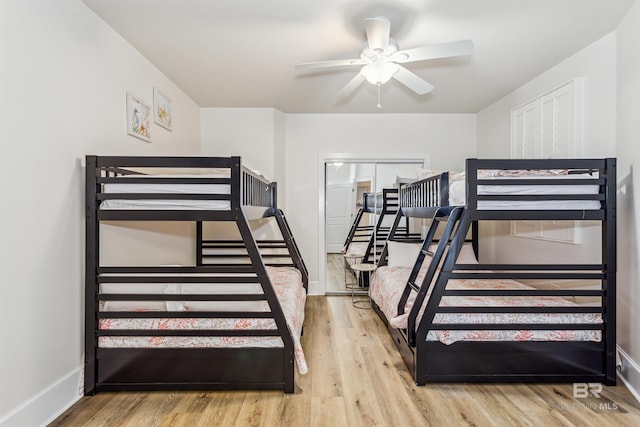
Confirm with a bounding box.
[84,155,98,395]
[466,159,480,259]
[196,221,203,266]
[230,156,242,210]
[270,181,278,210]
[604,158,617,385]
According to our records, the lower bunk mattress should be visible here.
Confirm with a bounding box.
[369,265,602,345]
[98,266,308,374]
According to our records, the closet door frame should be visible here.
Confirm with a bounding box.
[317,153,429,296]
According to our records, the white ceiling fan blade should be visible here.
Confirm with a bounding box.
[392,65,434,95]
[336,73,366,101]
[364,16,390,52]
[295,58,368,70]
[390,40,474,63]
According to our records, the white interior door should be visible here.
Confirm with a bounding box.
[325,183,354,253]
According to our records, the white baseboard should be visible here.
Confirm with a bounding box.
[618,346,640,403]
[0,367,82,427]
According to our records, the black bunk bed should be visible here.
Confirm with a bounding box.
[85,156,308,394]
[342,188,417,285]
[371,158,617,385]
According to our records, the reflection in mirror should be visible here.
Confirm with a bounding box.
[325,160,424,294]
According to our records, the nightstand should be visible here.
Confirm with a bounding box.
[349,263,377,308]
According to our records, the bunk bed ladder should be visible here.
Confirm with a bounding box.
[403,206,466,347]
[343,208,365,252]
[414,208,474,347]
[233,217,295,393]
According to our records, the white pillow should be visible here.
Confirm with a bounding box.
[386,241,423,268]
[100,282,177,312]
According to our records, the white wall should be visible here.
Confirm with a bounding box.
[0,1,201,425]
[615,0,640,400]
[273,110,287,209]
[286,113,477,292]
[477,22,640,398]
[475,32,617,265]
[200,108,277,181]
[200,111,475,292]
[477,32,617,158]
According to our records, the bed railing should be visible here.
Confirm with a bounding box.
[399,172,450,218]
[465,158,613,221]
[88,155,275,220]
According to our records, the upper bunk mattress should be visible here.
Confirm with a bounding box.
[448,169,601,210]
[100,172,231,210]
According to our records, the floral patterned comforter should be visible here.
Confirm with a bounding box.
[99,266,308,374]
[369,266,601,345]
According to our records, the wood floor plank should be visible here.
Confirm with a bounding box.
[121,392,183,427]
[326,294,353,328]
[309,397,349,426]
[308,297,343,398]
[234,391,283,427]
[333,317,387,426]
[51,295,640,427]
[196,390,246,426]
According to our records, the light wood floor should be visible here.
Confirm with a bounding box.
[51,296,640,426]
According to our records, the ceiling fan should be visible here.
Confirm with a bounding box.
[295,16,473,104]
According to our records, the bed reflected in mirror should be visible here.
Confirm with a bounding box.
[324,160,424,294]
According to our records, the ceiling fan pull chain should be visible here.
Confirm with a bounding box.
[377,83,382,109]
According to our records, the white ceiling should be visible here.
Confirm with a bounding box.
[83,0,634,114]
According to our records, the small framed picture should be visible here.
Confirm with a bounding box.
[126,93,151,142]
[153,87,172,131]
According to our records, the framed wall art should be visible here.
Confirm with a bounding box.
[126,93,151,142]
[153,87,172,131]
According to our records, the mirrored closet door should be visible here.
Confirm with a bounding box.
[324,160,423,294]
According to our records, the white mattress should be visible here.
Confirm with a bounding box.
[449,172,601,210]
[101,173,231,210]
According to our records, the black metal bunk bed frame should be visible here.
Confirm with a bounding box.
[374,158,617,385]
[343,188,417,285]
[195,184,308,289]
[85,156,307,394]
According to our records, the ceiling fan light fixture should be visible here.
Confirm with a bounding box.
[295,16,473,102]
[361,60,398,85]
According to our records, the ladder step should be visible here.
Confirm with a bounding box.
[408,281,420,292]
[421,249,434,256]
